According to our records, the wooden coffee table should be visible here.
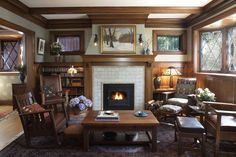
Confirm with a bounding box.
[82,110,159,152]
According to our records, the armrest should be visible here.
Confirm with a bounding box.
[214,109,236,116]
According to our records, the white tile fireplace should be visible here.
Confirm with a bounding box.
[92,66,145,110]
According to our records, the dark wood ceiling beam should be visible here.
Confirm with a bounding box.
[185,0,236,27]
[46,19,92,29]
[30,7,202,14]
[0,0,47,28]
[145,19,185,28]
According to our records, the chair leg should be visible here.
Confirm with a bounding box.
[178,132,182,156]
[174,122,177,142]
[202,133,206,157]
[215,137,220,157]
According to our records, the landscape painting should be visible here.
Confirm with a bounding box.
[101,25,136,53]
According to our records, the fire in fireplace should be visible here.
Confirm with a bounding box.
[103,84,134,110]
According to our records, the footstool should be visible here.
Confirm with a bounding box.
[175,116,205,156]
[159,104,183,123]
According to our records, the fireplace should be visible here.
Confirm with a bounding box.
[103,84,134,110]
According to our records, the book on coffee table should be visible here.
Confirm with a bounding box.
[95,111,120,121]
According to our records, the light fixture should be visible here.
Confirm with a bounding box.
[138,34,143,46]
[94,34,98,46]
[67,65,77,76]
[163,66,181,88]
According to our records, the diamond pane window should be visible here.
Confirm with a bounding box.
[0,40,21,71]
[228,27,236,71]
[157,36,180,51]
[200,31,222,71]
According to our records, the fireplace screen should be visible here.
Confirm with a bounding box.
[103,84,134,110]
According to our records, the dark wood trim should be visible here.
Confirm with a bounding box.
[83,55,155,103]
[30,7,202,15]
[145,19,185,28]
[152,30,187,55]
[0,18,36,93]
[185,0,236,27]
[0,100,13,105]
[47,19,92,29]
[49,30,85,55]
[0,0,47,28]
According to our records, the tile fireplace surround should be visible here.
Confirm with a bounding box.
[83,55,155,110]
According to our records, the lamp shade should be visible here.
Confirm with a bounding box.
[67,65,77,76]
[162,66,181,76]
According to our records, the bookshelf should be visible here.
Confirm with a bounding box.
[40,62,84,98]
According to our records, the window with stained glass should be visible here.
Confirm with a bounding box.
[200,31,223,71]
[228,27,236,72]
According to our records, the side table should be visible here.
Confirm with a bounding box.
[153,88,175,101]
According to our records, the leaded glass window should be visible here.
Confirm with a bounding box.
[228,27,236,71]
[200,31,222,71]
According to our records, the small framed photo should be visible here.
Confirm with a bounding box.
[101,25,136,54]
[37,38,45,55]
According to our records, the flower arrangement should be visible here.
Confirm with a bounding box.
[50,42,63,55]
[196,88,215,102]
[69,95,93,111]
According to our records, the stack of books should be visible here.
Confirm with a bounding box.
[95,111,120,121]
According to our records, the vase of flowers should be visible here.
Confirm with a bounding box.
[50,42,63,62]
[14,65,27,83]
[69,95,93,115]
[196,88,215,110]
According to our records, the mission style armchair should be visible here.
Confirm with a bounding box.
[40,74,69,122]
[204,101,236,157]
[158,78,197,120]
[15,92,64,146]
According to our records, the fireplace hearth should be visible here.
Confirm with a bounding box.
[103,84,134,110]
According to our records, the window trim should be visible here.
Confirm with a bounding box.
[49,31,85,55]
[198,25,236,74]
[152,30,187,55]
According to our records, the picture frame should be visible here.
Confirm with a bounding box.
[101,25,136,53]
[37,38,45,55]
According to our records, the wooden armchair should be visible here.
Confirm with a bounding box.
[40,74,69,122]
[204,101,236,157]
[15,92,63,146]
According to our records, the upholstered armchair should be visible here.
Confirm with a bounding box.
[40,74,69,125]
[15,92,64,146]
[204,101,236,157]
[163,78,197,112]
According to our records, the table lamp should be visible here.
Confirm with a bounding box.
[67,65,77,76]
[163,66,181,88]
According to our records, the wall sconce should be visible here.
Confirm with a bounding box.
[138,34,143,46]
[162,66,181,88]
[94,34,98,46]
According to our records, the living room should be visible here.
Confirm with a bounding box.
[0,0,236,157]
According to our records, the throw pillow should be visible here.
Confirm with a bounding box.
[22,103,49,118]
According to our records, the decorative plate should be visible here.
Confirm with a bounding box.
[134,111,148,117]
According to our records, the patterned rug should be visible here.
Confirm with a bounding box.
[0,115,236,157]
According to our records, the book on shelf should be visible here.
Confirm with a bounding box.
[95,111,120,121]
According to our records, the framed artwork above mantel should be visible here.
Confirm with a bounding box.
[100,25,136,54]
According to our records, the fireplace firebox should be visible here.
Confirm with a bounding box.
[103,84,134,110]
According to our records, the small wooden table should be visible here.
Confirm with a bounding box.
[82,110,159,152]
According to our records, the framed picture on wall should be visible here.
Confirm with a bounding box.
[37,38,45,55]
[100,25,136,54]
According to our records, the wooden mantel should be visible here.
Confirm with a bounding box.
[82,55,155,63]
[82,55,155,105]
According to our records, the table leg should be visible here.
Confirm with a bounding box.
[152,126,157,152]
[83,127,89,151]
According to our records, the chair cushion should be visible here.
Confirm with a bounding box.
[177,116,204,133]
[22,103,49,118]
[208,115,236,132]
[159,104,182,114]
[167,98,188,108]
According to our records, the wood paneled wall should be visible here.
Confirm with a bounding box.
[196,74,236,103]
[152,61,193,88]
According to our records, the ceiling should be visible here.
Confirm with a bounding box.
[2,0,235,29]
[18,0,212,20]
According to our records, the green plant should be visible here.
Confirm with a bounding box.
[14,64,26,74]
[50,42,63,55]
[196,88,215,101]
